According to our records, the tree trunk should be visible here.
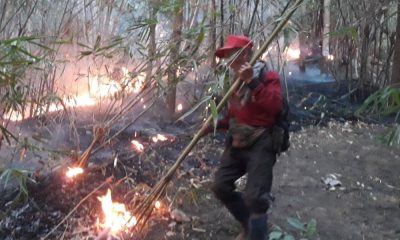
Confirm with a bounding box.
[360,23,370,96]
[322,0,330,57]
[298,0,309,72]
[320,0,330,74]
[146,2,157,84]
[209,0,217,68]
[391,2,400,86]
[166,0,184,121]
[220,0,224,47]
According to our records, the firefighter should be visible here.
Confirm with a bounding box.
[204,35,283,240]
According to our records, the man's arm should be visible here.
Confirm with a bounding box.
[237,62,283,118]
[246,70,283,116]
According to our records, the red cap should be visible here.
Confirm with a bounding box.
[215,35,253,58]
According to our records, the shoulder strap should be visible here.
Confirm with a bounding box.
[252,60,268,83]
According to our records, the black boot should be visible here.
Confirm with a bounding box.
[248,214,268,240]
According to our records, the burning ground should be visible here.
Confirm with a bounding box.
[1,118,400,239]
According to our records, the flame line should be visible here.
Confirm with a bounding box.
[42,177,113,240]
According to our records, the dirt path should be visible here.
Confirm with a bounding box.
[155,121,400,240]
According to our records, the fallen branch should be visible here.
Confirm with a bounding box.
[76,126,106,168]
[92,99,156,155]
[41,177,113,240]
[130,0,305,232]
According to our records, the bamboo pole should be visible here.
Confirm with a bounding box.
[131,0,305,231]
[150,0,304,187]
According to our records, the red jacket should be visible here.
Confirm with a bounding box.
[217,71,283,130]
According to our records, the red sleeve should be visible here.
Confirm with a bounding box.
[250,70,283,116]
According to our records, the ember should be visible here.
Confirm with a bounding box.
[177,103,183,112]
[131,140,144,152]
[97,189,137,235]
[152,134,168,143]
[66,167,84,178]
[155,200,161,209]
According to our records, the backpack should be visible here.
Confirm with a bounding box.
[254,61,290,155]
[273,97,290,155]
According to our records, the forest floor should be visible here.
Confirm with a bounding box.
[1,120,399,240]
[0,65,399,240]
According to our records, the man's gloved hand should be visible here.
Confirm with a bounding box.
[238,62,253,84]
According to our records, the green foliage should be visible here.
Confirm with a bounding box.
[356,87,400,147]
[176,95,212,122]
[156,0,184,15]
[0,168,34,204]
[270,217,317,240]
[0,125,18,145]
[327,26,359,41]
[210,100,218,135]
[0,36,53,144]
[379,125,400,147]
[356,87,400,117]
[287,217,317,238]
[78,36,124,59]
[0,37,44,112]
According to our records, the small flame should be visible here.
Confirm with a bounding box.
[97,189,137,235]
[152,134,168,143]
[131,140,144,152]
[177,104,183,112]
[155,201,161,209]
[4,111,23,122]
[327,54,335,61]
[66,167,84,178]
[286,47,300,60]
[133,73,145,93]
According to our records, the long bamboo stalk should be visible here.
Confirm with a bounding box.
[131,0,305,231]
[151,0,304,187]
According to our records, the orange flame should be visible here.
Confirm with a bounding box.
[286,47,300,60]
[155,200,161,209]
[131,140,144,152]
[3,69,147,122]
[97,189,137,235]
[66,167,84,178]
[152,134,168,143]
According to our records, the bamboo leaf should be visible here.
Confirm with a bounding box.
[269,231,283,240]
[94,35,101,50]
[176,96,212,122]
[0,169,11,188]
[306,218,317,237]
[79,50,93,57]
[283,234,295,240]
[0,125,18,144]
[287,217,305,231]
[96,40,123,52]
[76,41,91,49]
[210,100,218,135]
[29,41,54,51]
